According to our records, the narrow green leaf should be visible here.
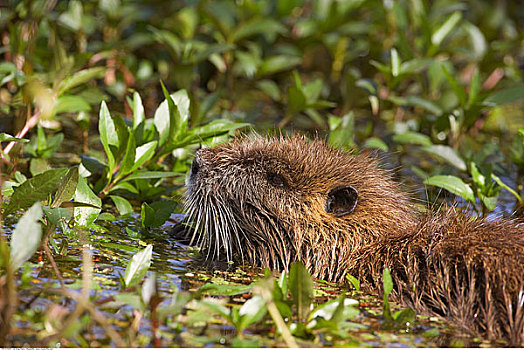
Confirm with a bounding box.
[198,283,252,296]
[424,175,475,203]
[469,162,485,190]
[132,92,145,129]
[53,95,91,115]
[405,96,443,116]
[124,244,153,288]
[118,132,136,178]
[492,174,522,203]
[130,141,157,173]
[0,133,28,143]
[441,65,467,107]
[355,79,378,96]
[431,11,462,48]
[10,202,43,269]
[98,101,117,174]
[57,67,106,96]
[391,48,400,77]
[4,168,68,215]
[393,132,432,146]
[346,274,360,292]
[258,55,302,76]
[362,137,389,151]
[120,171,180,182]
[422,145,467,171]
[383,268,393,297]
[467,68,481,108]
[289,261,313,322]
[231,18,285,42]
[483,84,524,106]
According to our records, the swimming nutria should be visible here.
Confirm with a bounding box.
[184,135,524,345]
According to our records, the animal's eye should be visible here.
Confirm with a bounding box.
[267,173,286,187]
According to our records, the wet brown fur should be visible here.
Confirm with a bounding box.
[185,135,524,345]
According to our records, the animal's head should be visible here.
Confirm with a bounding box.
[185,136,415,279]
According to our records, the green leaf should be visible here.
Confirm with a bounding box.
[328,112,355,149]
[346,274,360,292]
[141,202,155,228]
[42,206,73,234]
[188,120,249,143]
[289,261,313,322]
[120,171,180,182]
[98,101,117,174]
[362,137,389,151]
[405,96,443,116]
[198,283,251,296]
[308,297,359,323]
[467,68,481,108]
[145,200,177,228]
[442,65,467,107]
[130,141,157,173]
[400,58,432,75]
[73,176,102,227]
[51,167,79,208]
[124,244,153,288]
[231,18,285,42]
[463,22,487,60]
[492,174,522,203]
[393,132,432,146]
[4,168,68,215]
[10,202,43,269]
[278,270,288,297]
[0,133,28,143]
[57,67,106,96]
[238,296,267,331]
[355,79,378,96]
[382,268,393,320]
[422,145,467,171]
[424,175,475,203]
[469,162,485,190]
[383,268,393,297]
[132,92,145,129]
[53,95,91,115]
[483,84,524,106]
[110,195,134,216]
[390,48,400,77]
[258,55,302,76]
[256,80,281,101]
[287,86,307,116]
[431,11,462,48]
[393,308,416,325]
[118,132,136,178]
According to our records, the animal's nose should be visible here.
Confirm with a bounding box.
[190,155,200,177]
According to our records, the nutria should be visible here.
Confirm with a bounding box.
[184,135,524,345]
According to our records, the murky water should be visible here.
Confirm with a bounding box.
[3,209,504,347]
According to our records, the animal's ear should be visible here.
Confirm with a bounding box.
[325,185,358,217]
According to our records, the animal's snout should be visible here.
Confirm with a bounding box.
[190,155,200,177]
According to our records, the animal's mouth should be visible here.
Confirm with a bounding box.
[184,182,246,263]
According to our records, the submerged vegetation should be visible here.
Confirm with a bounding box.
[0,0,523,347]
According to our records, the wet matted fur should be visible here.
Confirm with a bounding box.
[185,135,524,345]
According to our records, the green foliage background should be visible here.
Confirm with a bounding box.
[1,0,523,217]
